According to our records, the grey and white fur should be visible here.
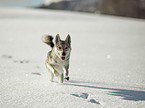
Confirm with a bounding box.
[42,34,71,83]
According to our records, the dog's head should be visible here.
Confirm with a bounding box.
[54,34,71,60]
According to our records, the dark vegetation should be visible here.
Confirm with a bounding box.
[39,0,145,19]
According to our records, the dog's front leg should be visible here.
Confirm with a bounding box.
[58,73,64,83]
[63,66,69,80]
[45,62,55,82]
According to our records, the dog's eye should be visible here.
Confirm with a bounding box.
[65,46,68,50]
[58,47,62,50]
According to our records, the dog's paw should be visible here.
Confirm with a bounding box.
[64,76,69,80]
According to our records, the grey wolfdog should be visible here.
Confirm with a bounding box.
[42,34,71,83]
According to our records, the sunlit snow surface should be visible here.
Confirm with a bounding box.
[0,8,145,108]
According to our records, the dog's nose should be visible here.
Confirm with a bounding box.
[62,52,66,56]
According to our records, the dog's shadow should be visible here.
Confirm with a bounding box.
[65,80,145,101]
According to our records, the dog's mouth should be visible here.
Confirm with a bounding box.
[61,56,65,60]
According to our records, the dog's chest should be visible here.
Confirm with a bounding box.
[53,60,68,74]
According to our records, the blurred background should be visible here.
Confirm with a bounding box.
[0,0,145,19]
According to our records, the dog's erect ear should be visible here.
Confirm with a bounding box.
[65,34,71,45]
[55,34,61,44]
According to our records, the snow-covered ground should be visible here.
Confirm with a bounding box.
[0,7,145,108]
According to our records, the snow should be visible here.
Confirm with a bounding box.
[44,0,65,5]
[0,7,145,108]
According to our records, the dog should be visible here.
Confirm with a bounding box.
[42,34,71,83]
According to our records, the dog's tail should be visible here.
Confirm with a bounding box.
[42,35,54,48]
